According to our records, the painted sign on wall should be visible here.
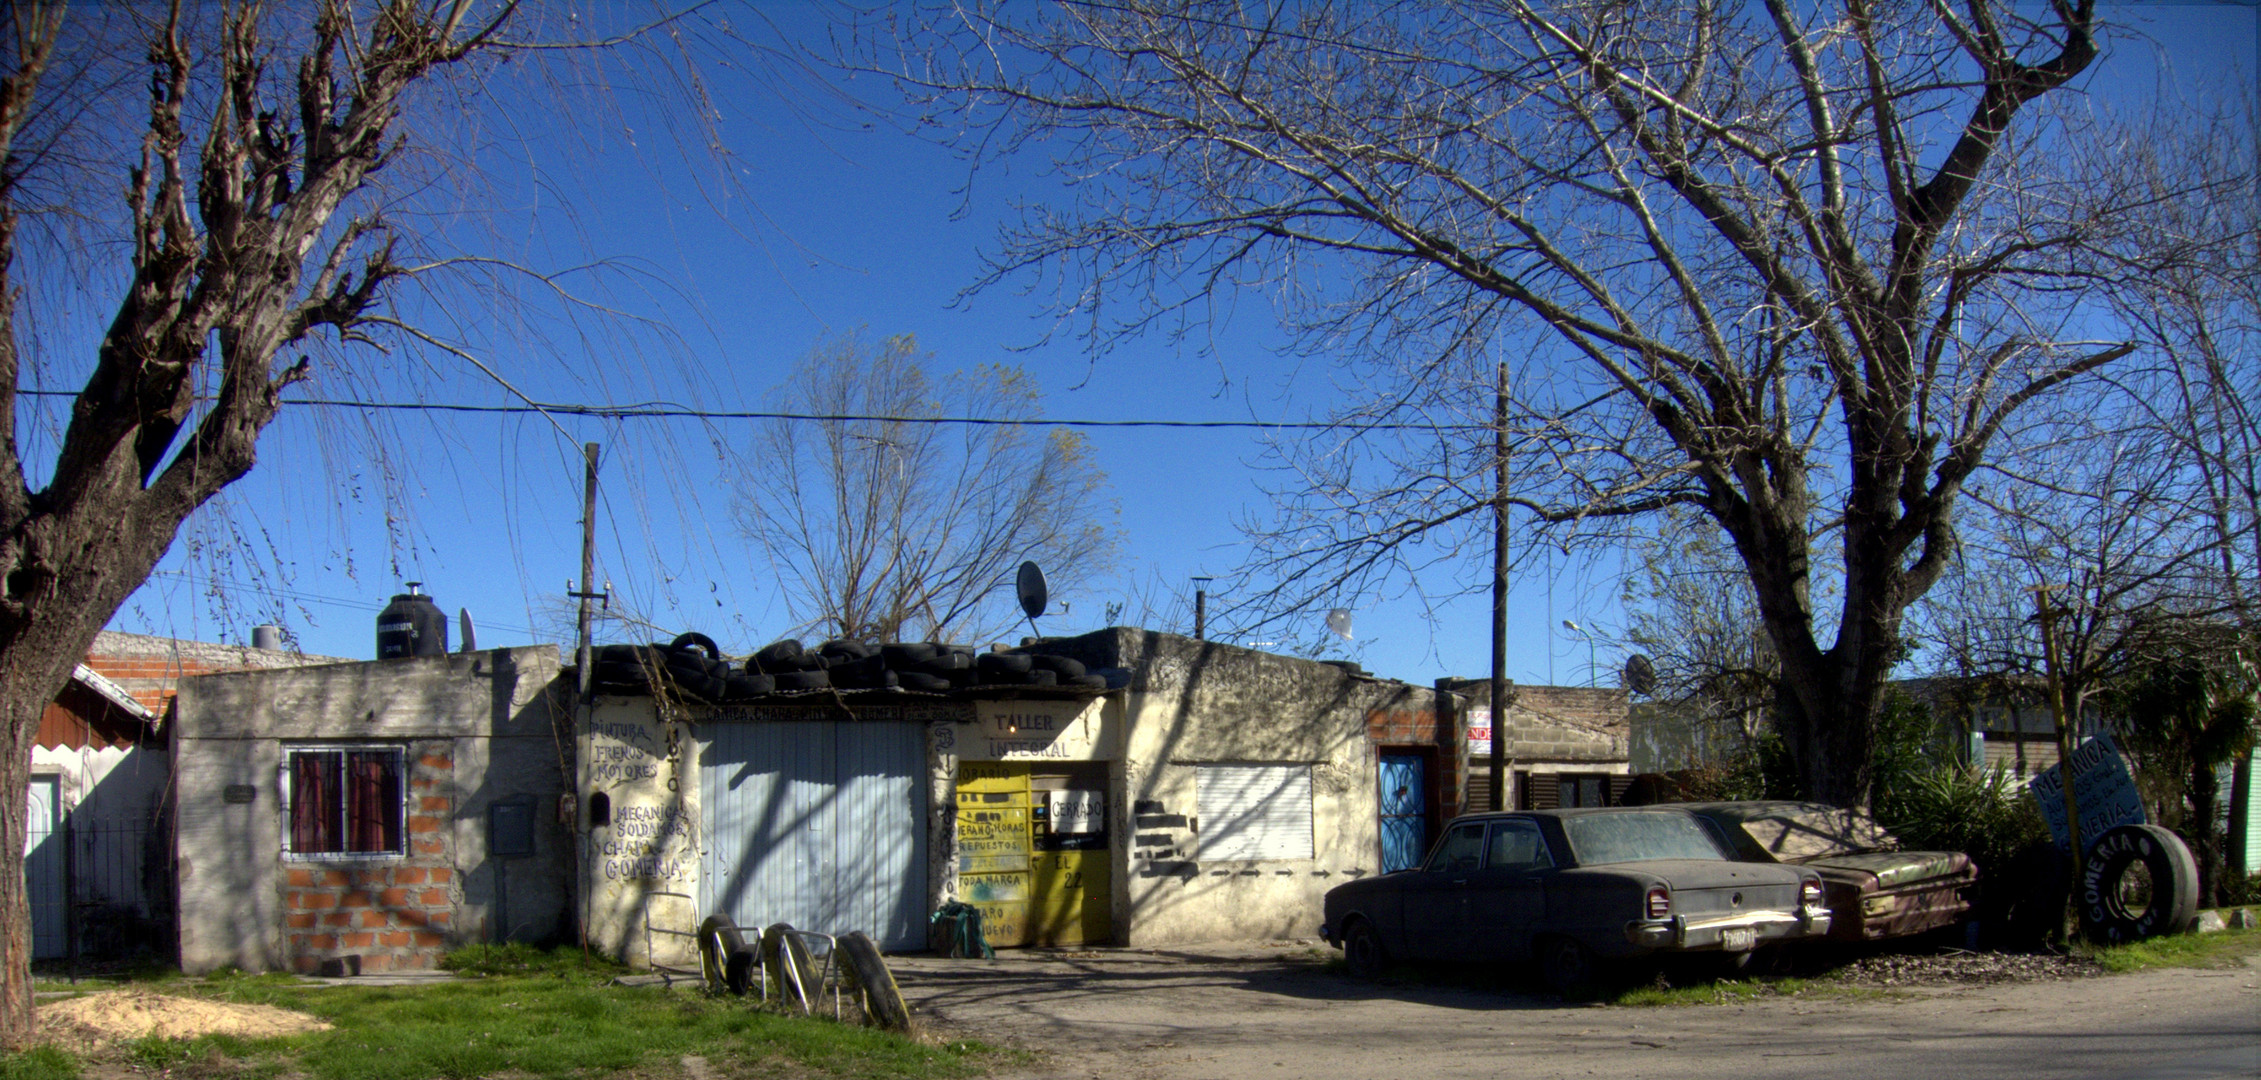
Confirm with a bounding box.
[2031,732,2146,853]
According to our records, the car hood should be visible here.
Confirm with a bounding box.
[1796,850,1972,890]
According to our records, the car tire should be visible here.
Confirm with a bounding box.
[668,632,722,661]
[697,915,746,995]
[763,923,816,1012]
[1540,935,1601,1000]
[838,931,914,1031]
[1342,918,1388,980]
[2081,823,2200,944]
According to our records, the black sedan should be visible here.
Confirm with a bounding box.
[1320,807,1832,994]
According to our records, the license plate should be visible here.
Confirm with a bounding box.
[1720,927,1756,952]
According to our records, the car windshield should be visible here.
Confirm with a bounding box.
[1562,812,1729,865]
[1732,805,1898,860]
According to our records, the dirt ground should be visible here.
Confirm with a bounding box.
[886,941,2261,1080]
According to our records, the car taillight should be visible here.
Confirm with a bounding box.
[1801,879,1823,907]
[1645,885,1671,919]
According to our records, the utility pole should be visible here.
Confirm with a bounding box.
[2035,586,2087,907]
[574,442,602,703]
[1489,361,1511,811]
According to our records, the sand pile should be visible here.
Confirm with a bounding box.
[37,989,331,1049]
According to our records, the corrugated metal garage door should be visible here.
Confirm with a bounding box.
[698,722,927,949]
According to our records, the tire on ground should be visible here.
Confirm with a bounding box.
[2081,823,2200,944]
[697,916,747,995]
[838,931,914,1031]
[763,923,817,1011]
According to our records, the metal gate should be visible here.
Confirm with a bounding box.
[26,776,63,958]
[698,721,927,950]
[1378,754,1428,873]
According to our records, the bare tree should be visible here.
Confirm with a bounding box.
[1620,508,1781,765]
[735,333,1117,646]
[0,0,753,1045]
[869,0,2227,803]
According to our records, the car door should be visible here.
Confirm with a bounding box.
[1467,816,1554,962]
[1396,820,1487,961]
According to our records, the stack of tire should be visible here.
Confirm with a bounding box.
[588,634,1125,701]
[967,650,1112,690]
[589,633,776,704]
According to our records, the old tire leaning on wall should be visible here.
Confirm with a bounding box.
[762,923,817,1011]
[2081,824,2200,944]
[697,916,747,996]
[838,931,914,1031]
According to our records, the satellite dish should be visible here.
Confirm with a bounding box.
[458,608,478,653]
[1325,608,1354,640]
[1623,653,1656,696]
[1016,561,1049,622]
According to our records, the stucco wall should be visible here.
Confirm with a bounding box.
[577,696,698,968]
[172,646,569,973]
[1027,629,1424,947]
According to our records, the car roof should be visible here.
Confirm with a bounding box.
[1449,806,1697,822]
[1673,800,1853,822]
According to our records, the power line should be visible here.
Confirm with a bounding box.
[16,389,1497,432]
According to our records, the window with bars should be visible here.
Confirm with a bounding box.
[284,747,405,857]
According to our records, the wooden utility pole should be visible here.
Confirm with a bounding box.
[575,442,601,702]
[2035,587,2087,896]
[1489,362,1510,811]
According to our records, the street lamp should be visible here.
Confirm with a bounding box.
[1562,619,1596,687]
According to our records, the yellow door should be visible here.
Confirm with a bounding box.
[956,763,1033,947]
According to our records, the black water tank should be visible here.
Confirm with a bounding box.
[377,583,449,659]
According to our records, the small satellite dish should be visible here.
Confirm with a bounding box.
[458,608,478,653]
[1325,608,1354,641]
[1623,653,1656,696]
[1016,561,1049,622]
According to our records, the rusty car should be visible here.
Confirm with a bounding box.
[1319,807,1831,995]
[1678,801,1977,942]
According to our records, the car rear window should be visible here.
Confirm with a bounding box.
[1562,812,1730,865]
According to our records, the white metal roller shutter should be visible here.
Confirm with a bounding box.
[1195,764,1313,861]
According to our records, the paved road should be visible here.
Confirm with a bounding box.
[887,943,2261,1080]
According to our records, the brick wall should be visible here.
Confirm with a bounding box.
[279,747,459,973]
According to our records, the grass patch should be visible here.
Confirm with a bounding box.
[110,947,1003,1080]
[1608,975,1889,1007]
[2082,924,2261,974]
[0,1046,80,1080]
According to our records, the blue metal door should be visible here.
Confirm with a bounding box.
[699,721,928,949]
[1378,754,1428,873]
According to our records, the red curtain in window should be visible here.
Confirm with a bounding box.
[347,751,400,853]
[290,753,341,853]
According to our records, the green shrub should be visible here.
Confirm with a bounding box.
[1875,762,2047,877]
[0,1047,80,1080]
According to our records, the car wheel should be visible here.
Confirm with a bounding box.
[1541,935,1600,999]
[1342,919,1388,980]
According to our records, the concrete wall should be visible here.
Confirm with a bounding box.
[172,646,569,974]
[1031,629,1429,947]
[1444,680,1629,809]
[577,696,699,968]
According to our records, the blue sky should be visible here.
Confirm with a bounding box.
[99,2,2259,690]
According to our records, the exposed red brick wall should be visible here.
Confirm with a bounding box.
[1364,703,1460,846]
[280,749,458,974]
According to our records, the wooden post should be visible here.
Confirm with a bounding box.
[1489,361,1510,811]
[2035,587,2086,913]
